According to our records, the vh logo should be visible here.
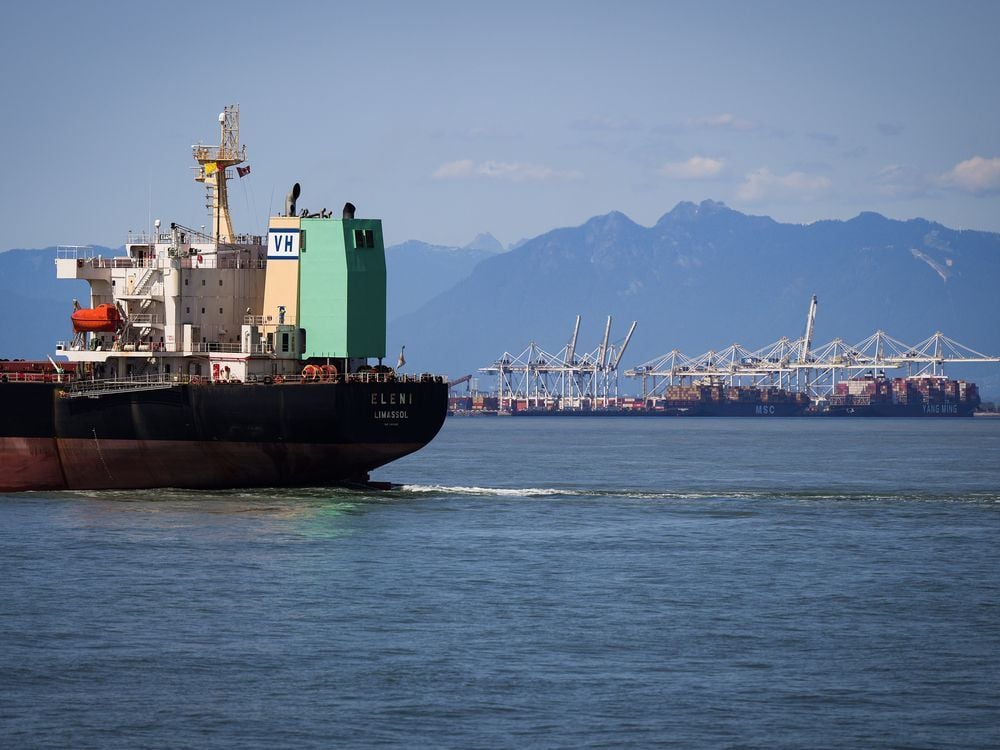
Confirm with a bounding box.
[267,230,300,259]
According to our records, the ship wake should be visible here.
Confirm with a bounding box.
[397,484,1000,504]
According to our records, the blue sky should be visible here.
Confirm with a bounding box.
[2,0,998,250]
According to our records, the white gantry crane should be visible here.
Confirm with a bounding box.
[626,296,1000,400]
[480,315,637,410]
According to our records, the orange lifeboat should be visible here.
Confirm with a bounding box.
[71,303,122,333]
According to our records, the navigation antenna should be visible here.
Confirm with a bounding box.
[192,104,246,244]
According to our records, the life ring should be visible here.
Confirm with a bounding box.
[191,375,201,384]
[273,374,284,384]
[321,364,338,381]
[263,375,273,385]
[302,364,322,382]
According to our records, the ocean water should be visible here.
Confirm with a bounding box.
[2,417,999,749]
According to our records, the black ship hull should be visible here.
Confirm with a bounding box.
[0,380,448,491]
[820,402,977,417]
[661,400,807,417]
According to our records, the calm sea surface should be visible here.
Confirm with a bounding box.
[2,418,999,749]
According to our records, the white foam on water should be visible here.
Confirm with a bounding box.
[399,484,566,497]
[396,485,1000,505]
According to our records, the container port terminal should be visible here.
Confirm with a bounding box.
[452,297,1000,417]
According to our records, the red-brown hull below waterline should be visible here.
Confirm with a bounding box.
[0,437,427,492]
[0,437,68,491]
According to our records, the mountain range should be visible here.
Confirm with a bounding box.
[2,204,998,397]
[0,247,94,358]
[386,201,1000,397]
[385,232,504,320]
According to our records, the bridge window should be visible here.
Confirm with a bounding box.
[354,229,375,249]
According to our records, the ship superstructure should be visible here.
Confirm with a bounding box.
[57,106,389,385]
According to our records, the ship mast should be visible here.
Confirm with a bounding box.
[192,104,246,243]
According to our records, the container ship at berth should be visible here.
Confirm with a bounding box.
[0,106,448,492]
[821,375,979,417]
[650,384,811,416]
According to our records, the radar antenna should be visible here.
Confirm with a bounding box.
[192,104,246,244]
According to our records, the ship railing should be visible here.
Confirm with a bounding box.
[240,372,446,385]
[63,255,136,269]
[178,257,266,270]
[62,253,267,272]
[59,374,179,398]
[56,245,103,259]
[127,313,163,325]
[344,372,447,385]
[194,342,244,353]
[228,234,264,245]
[215,372,444,385]
[57,246,131,268]
[50,371,448,394]
[243,314,298,327]
[0,371,74,384]
[125,231,175,244]
[184,372,446,385]
[345,372,446,384]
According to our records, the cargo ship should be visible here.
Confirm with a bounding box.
[647,383,810,416]
[0,106,448,492]
[817,375,979,417]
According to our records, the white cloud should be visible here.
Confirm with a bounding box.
[735,168,831,203]
[940,156,1000,194]
[431,159,475,179]
[431,159,582,183]
[692,113,755,131]
[658,156,725,179]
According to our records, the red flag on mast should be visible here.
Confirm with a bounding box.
[237,165,251,178]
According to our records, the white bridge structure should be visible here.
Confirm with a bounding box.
[627,296,1000,399]
[480,316,637,408]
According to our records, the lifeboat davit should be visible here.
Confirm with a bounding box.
[71,303,122,333]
